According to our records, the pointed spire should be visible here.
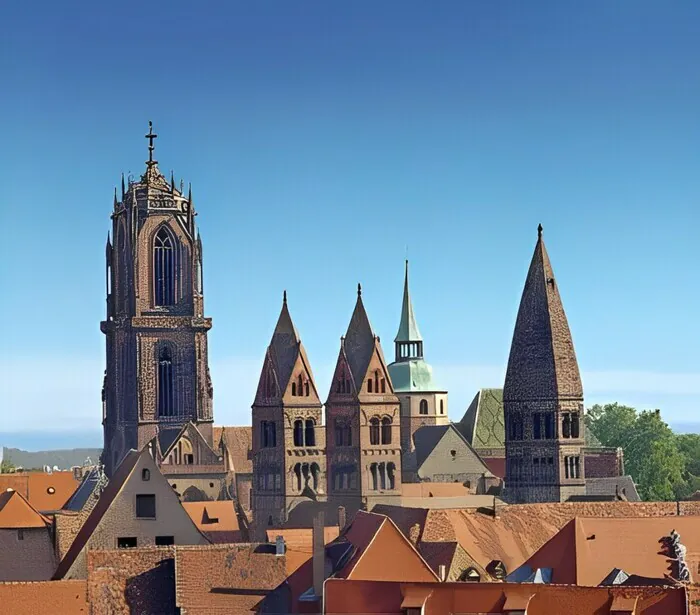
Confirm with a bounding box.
[113,187,118,209]
[357,282,362,297]
[170,170,175,193]
[121,173,125,199]
[343,283,376,385]
[188,183,192,203]
[504,228,582,401]
[394,260,423,344]
[283,290,287,304]
[538,223,543,238]
[106,232,112,254]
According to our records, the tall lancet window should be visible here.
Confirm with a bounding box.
[154,227,175,306]
[158,347,175,416]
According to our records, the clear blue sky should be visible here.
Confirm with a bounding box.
[1,1,699,445]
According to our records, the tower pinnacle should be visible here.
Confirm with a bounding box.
[145,121,158,166]
[538,223,543,238]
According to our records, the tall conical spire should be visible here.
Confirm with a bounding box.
[343,284,377,385]
[395,260,423,343]
[504,224,582,400]
[394,260,424,362]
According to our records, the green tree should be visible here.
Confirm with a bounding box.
[586,404,689,501]
[0,458,15,473]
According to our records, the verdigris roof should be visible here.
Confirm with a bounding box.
[504,225,583,402]
[394,260,422,343]
[388,359,442,393]
[458,389,505,449]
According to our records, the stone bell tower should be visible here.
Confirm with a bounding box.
[101,123,214,477]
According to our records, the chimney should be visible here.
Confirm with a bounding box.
[275,536,285,557]
[338,506,347,532]
[312,511,325,599]
[439,564,447,581]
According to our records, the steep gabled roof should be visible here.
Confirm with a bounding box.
[413,423,493,478]
[0,488,50,528]
[254,294,320,402]
[0,472,80,513]
[504,225,582,401]
[52,451,142,579]
[215,425,253,474]
[458,388,505,449]
[343,287,377,386]
[395,260,423,343]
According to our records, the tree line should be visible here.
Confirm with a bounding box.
[586,402,700,501]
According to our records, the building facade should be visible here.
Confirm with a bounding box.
[387,261,448,482]
[503,225,586,503]
[250,293,326,533]
[101,124,225,487]
[325,286,403,515]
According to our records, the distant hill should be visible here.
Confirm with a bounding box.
[669,422,700,435]
[2,447,102,471]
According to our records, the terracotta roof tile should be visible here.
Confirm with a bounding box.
[0,472,79,512]
[0,581,87,614]
[183,500,243,543]
[175,544,287,614]
[323,580,687,615]
[0,489,50,528]
[401,482,472,498]
[525,516,700,586]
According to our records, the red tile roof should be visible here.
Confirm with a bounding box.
[183,500,243,543]
[483,457,506,479]
[175,544,287,614]
[525,516,700,586]
[323,580,687,615]
[0,581,88,614]
[0,489,50,529]
[0,472,79,512]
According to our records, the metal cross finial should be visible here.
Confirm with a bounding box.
[537,223,543,238]
[145,121,158,164]
[283,290,287,304]
[357,282,362,297]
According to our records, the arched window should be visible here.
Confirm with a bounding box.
[293,420,304,447]
[310,463,320,491]
[301,463,310,489]
[381,417,392,445]
[368,379,373,393]
[381,379,386,393]
[370,463,378,490]
[369,417,380,445]
[180,438,193,465]
[387,462,396,490]
[158,347,174,417]
[268,422,277,447]
[294,463,302,491]
[305,381,310,396]
[291,382,297,396]
[374,371,379,394]
[297,375,303,397]
[562,413,571,438]
[571,413,580,438]
[305,419,316,447]
[378,462,386,490]
[440,400,444,415]
[154,227,175,306]
[419,399,428,415]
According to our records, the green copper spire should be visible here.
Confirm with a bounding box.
[395,260,423,343]
[394,260,424,363]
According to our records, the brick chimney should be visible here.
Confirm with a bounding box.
[312,511,326,599]
[338,506,347,532]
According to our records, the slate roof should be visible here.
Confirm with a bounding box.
[504,226,583,401]
[343,289,377,387]
[458,389,505,449]
[413,424,451,468]
[61,469,101,512]
[217,426,252,474]
[585,476,641,502]
[394,260,423,343]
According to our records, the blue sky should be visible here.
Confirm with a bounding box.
[1,1,699,444]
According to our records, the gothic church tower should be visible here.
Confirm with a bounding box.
[251,293,325,534]
[504,225,585,503]
[101,123,214,477]
[325,285,402,516]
